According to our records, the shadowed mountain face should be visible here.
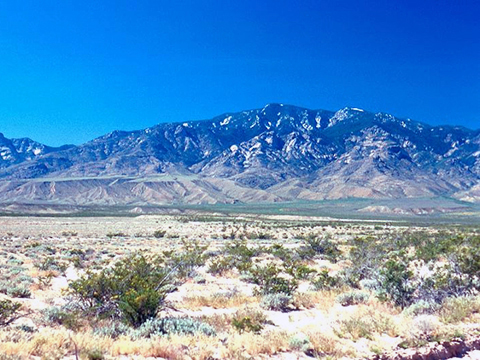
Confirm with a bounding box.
[1,104,480,205]
[0,133,74,170]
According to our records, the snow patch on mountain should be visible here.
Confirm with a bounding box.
[220,116,232,126]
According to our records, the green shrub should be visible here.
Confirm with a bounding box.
[337,311,396,340]
[289,334,312,353]
[232,316,263,334]
[248,263,298,296]
[311,270,341,290]
[337,317,374,340]
[119,288,163,327]
[207,239,256,275]
[153,230,166,238]
[267,244,293,262]
[35,256,67,273]
[68,253,174,327]
[0,299,22,326]
[342,236,384,287]
[106,232,127,238]
[83,349,104,360]
[377,256,415,308]
[42,306,80,330]
[297,236,341,262]
[359,278,381,291]
[208,257,234,275]
[16,324,35,333]
[163,239,208,279]
[403,300,440,317]
[336,291,370,306]
[285,261,317,280]
[193,275,206,284]
[6,286,31,298]
[130,317,216,338]
[94,321,130,339]
[260,293,292,311]
[231,307,268,334]
[62,231,78,237]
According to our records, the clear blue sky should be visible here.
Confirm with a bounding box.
[0,0,478,146]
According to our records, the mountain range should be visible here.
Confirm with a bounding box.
[1,103,480,207]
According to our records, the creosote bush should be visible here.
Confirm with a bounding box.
[343,232,480,309]
[207,239,257,275]
[231,307,269,334]
[296,235,342,262]
[162,239,209,279]
[248,263,298,296]
[0,299,22,326]
[377,256,415,308]
[69,253,174,327]
[311,269,342,290]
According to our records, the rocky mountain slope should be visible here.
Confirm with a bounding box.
[1,104,479,205]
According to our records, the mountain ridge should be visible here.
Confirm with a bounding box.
[1,103,480,206]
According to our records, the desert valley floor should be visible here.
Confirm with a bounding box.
[1,214,480,359]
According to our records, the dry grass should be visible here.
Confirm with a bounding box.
[199,312,234,332]
[225,330,289,358]
[303,329,356,359]
[335,306,399,341]
[111,334,218,359]
[0,328,294,359]
[293,289,340,310]
[439,296,480,324]
[180,292,257,309]
[0,329,220,360]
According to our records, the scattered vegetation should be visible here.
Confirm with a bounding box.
[2,215,480,359]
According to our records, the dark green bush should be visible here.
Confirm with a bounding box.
[377,256,415,308]
[35,256,68,273]
[163,239,208,279]
[247,263,298,296]
[153,230,166,238]
[311,269,341,290]
[296,236,341,262]
[207,239,257,275]
[285,261,317,280]
[0,299,22,326]
[266,243,293,262]
[232,316,263,333]
[231,307,268,334]
[69,253,174,327]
